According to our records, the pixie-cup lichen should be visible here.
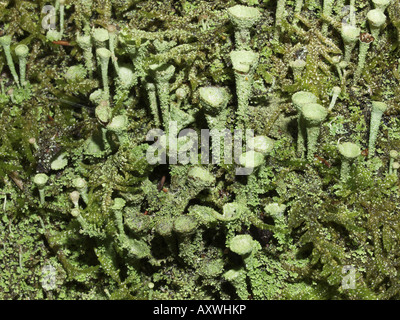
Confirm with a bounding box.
[92,28,110,48]
[107,24,119,76]
[264,202,286,223]
[274,0,287,39]
[14,44,29,87]
[223,268,249,299]
[187,166,216,194]
[107,114,129,145]
[65,65,87,84]
[33,173,49,205]
[368,101,388,158]
[0,35,19,86]
[372,0,392,12]
[150,63,176,132]
[228,234,264,296]
[173,215,198,265]
[3,0,400,301]
[155,217,176,255]
[354,34,374,84]
[227,5,261,50]
[217,202,247,222]
[72,177,88,205]
[367,9,387,43]
[230,50,259,128]
[341,24,360,63]
[289,59,306,82]
[292,91,318,158]
[238,150,265,171]
[338,142,361,182]
[69,190,80,209]
[229,234,254,256]
[96,48,112,100]
[95,100,112,124]
[199,86,229,130]
[393,162,400,176]
[146,82,161,127]
[248,135,275,156]
[76,33,94,78]
[301,103,328,162]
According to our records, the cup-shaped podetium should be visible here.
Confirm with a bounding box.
[173,215,198,237]
[367,9,387,43]
[15,44,29,86]
[368,101,387,158]
[199,86,229,129]
[187,166,216,193]
[289,59,306,82]
[301,103,328,162]
[230,50,259,75]
[33,173,49,205]
[199,86,229,115]
[50,152,68,170]
[72,177,89,204]
[372,0,392,12]
[248,135,275,156]
[238,150,265,173]
[69,191,80,209]
[230,50,259,128]
[228,234,255,257]
[117,65,136,89]
[95,100,112,124]
[64,65,87,84]
[341,24,360,63]
[292,91,318,157]
[214,202,247,222]
[223,268,249,300]
[393,162,400,176]
[227,5,261,49]
[0,35,19,86]
[322,0,335,34]
[107,114,129,145]
[96,48,112,99]
[92,28,110,48]
[338,142,361,182]
[76,33,94,78]
[150,63,176,131]
[292,91,318,112]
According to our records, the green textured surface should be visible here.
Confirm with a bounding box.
[0,0,400,300]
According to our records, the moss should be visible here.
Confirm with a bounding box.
[1,0,400,301]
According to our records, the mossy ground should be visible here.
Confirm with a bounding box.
[1,0,400,300]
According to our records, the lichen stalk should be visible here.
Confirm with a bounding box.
[302,103,328,162]
[341,24,360,63]
[230,50,259,129]
[76,33,94,79]
[354,38,372,84]
[96,48,112,100]
[0,36,20,87]
[292,91,318,158]
[15,44,29,87]
[368,101,387,158]
[338,142,361,182]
